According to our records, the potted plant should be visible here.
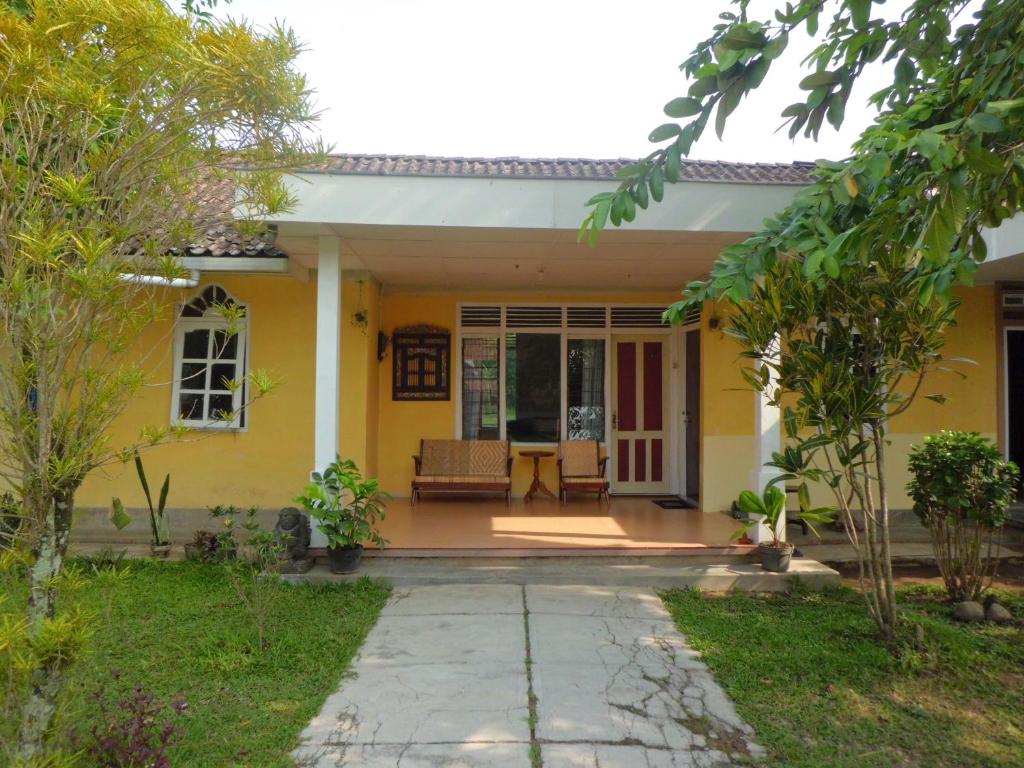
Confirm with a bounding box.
[735,482,834,572]
[295,458,388,573]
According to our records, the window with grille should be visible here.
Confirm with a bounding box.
[172,285,248,429]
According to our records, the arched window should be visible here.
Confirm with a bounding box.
[171,285,249,429]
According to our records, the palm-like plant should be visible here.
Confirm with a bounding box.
[735,482,834,548]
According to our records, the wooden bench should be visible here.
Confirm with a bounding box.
[412,439,512,504]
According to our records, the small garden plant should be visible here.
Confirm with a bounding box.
[296,458,388,550]
[210,506,286,651]
[907,431,1019,602]
[86,671,187,768]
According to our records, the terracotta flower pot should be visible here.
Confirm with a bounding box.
[757,543,793,573]
[150,543,172,559]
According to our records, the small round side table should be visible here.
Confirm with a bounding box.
[520,449,556,501]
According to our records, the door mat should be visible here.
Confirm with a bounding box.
[653,497,696,510]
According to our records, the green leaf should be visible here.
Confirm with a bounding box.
[622,192,636,222]
[826,92,846,130]
[804,250,826,278]
[849,0,870,30]
[965,145,1004,175]
[632,182,649,209]
[665,144,682,183]
[763,31,788,60]
[610,196,623,227]
[664,97,702,118]
[584,191,616,206]
[967,112,1004,134]
[649,167,664,202]
[799,70,841,90]
[648,123,682,143]
[613,163,646,179]
[823,253,840,278]
[593,199,611,232]
[109,498,131,530]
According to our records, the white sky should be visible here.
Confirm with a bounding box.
[217,0,897,163]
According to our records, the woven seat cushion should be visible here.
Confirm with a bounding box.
[415,474,510,485]
[420,439,509,477]
[560,440,601,477]
[562,476,608,486]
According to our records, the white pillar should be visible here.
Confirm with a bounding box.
[749,340,784,544]
[312,236,341,547]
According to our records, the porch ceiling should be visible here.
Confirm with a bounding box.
[279,224,745,290]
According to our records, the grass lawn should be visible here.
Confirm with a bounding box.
[661,585,1024,768]
[3,559,389,767]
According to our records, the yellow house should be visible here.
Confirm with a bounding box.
[74,154,1024,550]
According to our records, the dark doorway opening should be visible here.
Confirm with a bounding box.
[684,328,701,501]
[1007,330,1024,499]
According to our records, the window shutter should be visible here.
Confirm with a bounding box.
[610,306,668,328]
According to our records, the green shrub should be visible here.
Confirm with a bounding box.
[907,431,1019,601]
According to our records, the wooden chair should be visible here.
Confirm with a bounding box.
[558,440,609,503]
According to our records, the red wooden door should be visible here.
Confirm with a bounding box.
[611,336,670,494]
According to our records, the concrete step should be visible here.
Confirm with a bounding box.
[283,557,840,591]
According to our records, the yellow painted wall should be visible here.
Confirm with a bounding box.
[699,305,757,513]
[738,286,999,513]
[77,274,317,512]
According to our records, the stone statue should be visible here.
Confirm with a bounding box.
[273,507,314,573]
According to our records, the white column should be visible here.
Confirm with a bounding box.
[313,236,341,547]
[749,340,783,544]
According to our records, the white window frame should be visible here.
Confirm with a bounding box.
[455,303,671,448]
[170,285,250,431]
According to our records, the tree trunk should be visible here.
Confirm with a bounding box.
[16,490,74,762]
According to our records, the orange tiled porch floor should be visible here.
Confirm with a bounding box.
[365,495,750,555]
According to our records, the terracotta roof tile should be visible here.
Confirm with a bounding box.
[313,153,816,185]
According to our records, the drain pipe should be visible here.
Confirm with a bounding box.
[119,270,200,289]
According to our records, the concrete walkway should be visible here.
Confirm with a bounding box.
[293,585,763,767]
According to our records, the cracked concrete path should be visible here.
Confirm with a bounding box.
[292,585,762,767]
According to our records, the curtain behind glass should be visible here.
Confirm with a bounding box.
[462,338,499,439]
[567,338,605,441]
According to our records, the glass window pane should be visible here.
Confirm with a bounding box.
[506,333,560,442]
[208,394,234,421]
[462,338,499,440]
[213,330,238,359]
[568,339,606,441]
[182,329,209,359]
[180,362,207,389]
[210,363,236,392]
[178,393,204,420]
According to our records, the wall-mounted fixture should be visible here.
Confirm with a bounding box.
[377,331,391,362]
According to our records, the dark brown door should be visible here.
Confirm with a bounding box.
[684,328,701,500]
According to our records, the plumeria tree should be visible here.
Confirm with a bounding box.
[583,0,1024,644]
[0,0,322,758]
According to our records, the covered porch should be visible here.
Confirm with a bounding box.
[364,495,746,555]
[266,156,803,549]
